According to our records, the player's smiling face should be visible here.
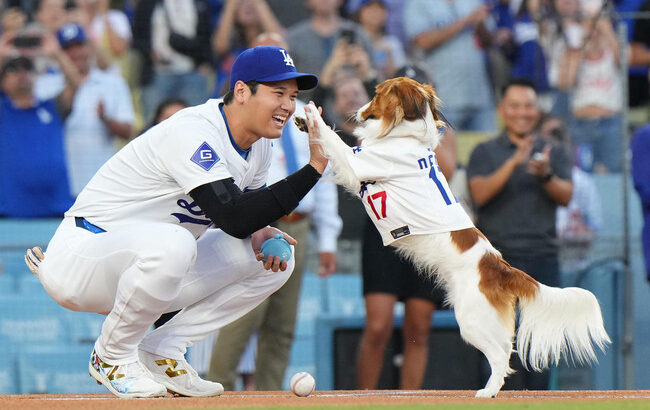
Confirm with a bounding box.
[249,79,299,139]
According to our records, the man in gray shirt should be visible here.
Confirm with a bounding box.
[466,77,573,390]
[404,0,496,132]
[286,0,373,102]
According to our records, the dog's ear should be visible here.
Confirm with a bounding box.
[423,83,448,130]
[369,81,403,138]
[392,80,428,123]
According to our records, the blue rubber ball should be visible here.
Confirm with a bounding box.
[261,234,292,262]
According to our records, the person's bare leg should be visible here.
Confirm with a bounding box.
[357,293,397,389]
[241,373,256,391]
[400,298,435,389]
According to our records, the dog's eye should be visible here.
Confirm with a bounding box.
[366,114,375,119]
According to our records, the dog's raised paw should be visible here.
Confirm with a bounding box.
[294,116,308,132]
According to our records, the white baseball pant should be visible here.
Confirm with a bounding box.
[38,217,294,365]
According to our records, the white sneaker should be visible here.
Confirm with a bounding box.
[139,350,224,397]
[89,349,167,398]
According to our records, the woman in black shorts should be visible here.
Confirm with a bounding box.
[357,215,447,389]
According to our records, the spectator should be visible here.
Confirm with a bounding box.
[19,0,72,100]
[404,0,496,132]
[72,0,132,76]
[352,0,406,81]
[286,0,374,102]
[466,78,572,390]
[555,11,622,173]
[539,0,581,123]
[631,123,650,281]
[145,97,188,131]
[346,0,408,50]
[137,0,213,123]
[0,30,80,217]
[212,0,283,94]
[32,0,66,33]
[267,0,310,28]
[208,33,342,391]
[493,0,551,105]
[618,0,649,114]
[315,38,377,118]
[325,71,371,244]
[356,63,455,390]
[1,6,27,34]
[57,22,134,196]
[537,113,602,271]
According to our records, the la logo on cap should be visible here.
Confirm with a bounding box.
[280,49,294,67]
[62,24,79,40]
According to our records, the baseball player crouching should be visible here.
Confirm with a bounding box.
[23,46,326,398]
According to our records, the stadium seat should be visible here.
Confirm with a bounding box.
[294,273,323,337]
[456,131,492,166]
[322,273,365,317]
[0,355,18,394]
[66,311,105,345]
[18,274,49,297]
[0,274,16,294]
[0,249,33,278]
[0,295,70,345]
[17,345,106,394]
[283,335,317,389]
[0,218,59,278]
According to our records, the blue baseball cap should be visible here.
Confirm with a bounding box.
[57,23,86,49]
[229,46,318,91]
[354,0,387,12]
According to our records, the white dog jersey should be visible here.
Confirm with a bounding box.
[347,137,473,245]
[66,99,272,239]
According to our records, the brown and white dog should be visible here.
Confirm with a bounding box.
[298,77,610,398]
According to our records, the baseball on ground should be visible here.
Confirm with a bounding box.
[289,372,315,397]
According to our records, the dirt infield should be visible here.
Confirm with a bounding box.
[2,390,650,409]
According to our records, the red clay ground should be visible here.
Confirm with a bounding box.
[2,390,650,410]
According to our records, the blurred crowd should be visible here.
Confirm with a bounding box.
[2,0,648,219]
[2,0,650,392]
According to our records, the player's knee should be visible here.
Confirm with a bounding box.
[146,227,197,279]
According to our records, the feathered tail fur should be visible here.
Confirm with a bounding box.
[517,283,611,371]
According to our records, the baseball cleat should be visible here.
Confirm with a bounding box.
[24,246,44,276]
[139,350,224,397]
[89,349,167,399]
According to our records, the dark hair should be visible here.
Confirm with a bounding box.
[0,56,34,80]
[150,97,188,126]
[222,80,260,104]
[537,112,569,145]
[394,64,433,86]
[501,77,537,98]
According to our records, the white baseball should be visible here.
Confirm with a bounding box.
[289,372,315,397]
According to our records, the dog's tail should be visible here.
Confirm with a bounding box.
[515,278,611,371]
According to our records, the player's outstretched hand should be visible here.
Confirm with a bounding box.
[252,226,296,272]
[304,102,328,175]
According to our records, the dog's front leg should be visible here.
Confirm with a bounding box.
[304,104,360,194]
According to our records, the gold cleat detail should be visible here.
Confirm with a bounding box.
[154,358,188,377]
[103,363,125,381]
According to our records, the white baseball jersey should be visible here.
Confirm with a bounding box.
[66,98,272,239]
[347,137,473,245]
